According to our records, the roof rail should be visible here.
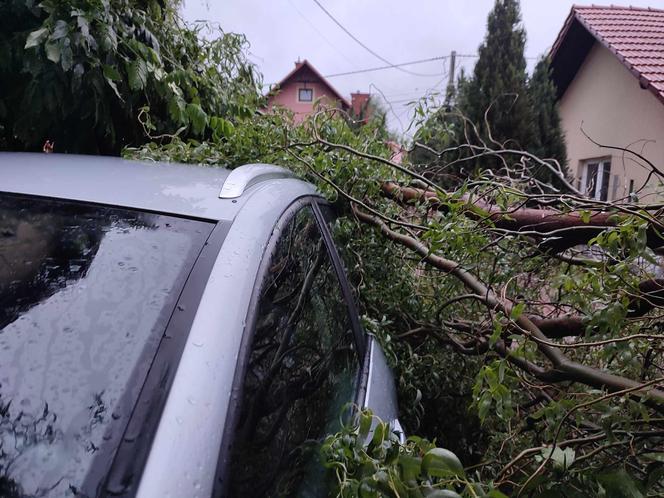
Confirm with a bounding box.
[218,164,296,199]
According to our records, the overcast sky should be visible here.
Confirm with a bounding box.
[181,0,661,135]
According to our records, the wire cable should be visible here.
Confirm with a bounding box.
[310,0,440,77]
[287,0,357,68]
[324,55,449,78]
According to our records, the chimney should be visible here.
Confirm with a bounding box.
[351,92,371,122]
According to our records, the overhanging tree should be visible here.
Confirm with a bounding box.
[128,100,664,495]
[0,0,260,154]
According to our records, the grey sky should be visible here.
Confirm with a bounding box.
[181,0,661,135]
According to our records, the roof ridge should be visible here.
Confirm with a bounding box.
[552,3,664,107]
[573,4,664,14]
[270,59,351,108]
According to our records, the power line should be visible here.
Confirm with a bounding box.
[286,0,357,68]
[310,0,439,77]
[324,55,449,78]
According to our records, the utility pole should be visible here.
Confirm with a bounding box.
[445,50,457,107]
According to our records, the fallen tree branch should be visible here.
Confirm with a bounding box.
[381,182,664,252]
[352,204,664,403]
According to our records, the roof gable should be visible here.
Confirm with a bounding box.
[550,5,664,105]
[272,60,351,109]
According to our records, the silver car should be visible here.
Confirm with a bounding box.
[0,153,400,498]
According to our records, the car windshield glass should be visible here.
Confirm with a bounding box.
[0,193,213,497]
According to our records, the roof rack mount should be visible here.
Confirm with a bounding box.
[219,164,296,199]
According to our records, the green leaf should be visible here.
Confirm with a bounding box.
[597,469,645,498]
[103,65,122,82]
[45,42,61,64]
[60,44,73,71]
[510,302,525,321]
[186,103,208,135]
[489,320,502,348]
[127,59,148,91]
[579,210,591,224]
[477,393,492,421]
[543,446,575,471]
[486,491,510,498]
[167,96,187,124]
[24,28,49,49]
[421,448,464,478]
[102,74,123,101]
[210,116,234,138]
[51,20,69,40]
[358,410,372,442]
[371,421,386,446]
[398,454,422,482]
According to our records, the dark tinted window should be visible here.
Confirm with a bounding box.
[0,194,212,497]
[228,206,359,497]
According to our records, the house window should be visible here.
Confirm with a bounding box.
[581,159,611,201]
[298,88,313,102]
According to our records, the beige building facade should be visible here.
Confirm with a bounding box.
[559,43,664,202]
[551,6,664,202]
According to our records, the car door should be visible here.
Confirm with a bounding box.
[212,200,358,496]
[314,202,402,440]
[215,199,401,497]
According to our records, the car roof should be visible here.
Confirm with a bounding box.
[0,152,302,221]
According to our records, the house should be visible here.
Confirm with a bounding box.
[266,59,371,124]
[550,5,664,202]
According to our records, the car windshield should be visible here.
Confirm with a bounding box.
[0,193,213,497]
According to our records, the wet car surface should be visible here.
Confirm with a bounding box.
[0,154,401,498]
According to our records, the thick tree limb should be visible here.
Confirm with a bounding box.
[352,204,664,403]
[531,278,664,338]
[382,182,664,252]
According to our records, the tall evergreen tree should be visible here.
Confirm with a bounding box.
[460,0,534,154]
[528,56,569,184]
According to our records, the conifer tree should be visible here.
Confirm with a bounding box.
[528,56,569,183]
[460,0,534,155]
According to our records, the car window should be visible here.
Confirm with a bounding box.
[227,205,360,497]
[0,193,213,497]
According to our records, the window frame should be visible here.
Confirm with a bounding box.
[99,220,230,497]
[298,87,314,102]
[213,197,368,497]
[580,158,611,201]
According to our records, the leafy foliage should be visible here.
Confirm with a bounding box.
[321,410,507,498]
[129,101,664,495]
[0,0,260,154]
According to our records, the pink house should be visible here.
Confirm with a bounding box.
[267,60,370,123]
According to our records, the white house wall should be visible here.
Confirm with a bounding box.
[558,42,664,202]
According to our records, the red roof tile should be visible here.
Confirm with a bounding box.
[553,5,664,103]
